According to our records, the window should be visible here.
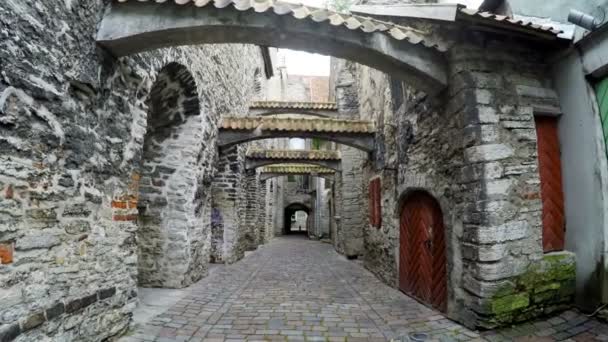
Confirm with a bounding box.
[368,178,382,228]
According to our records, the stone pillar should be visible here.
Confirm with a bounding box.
[210,145,247,264]
[242,172,260,250]
[336,146,366,257]
[449,42,576,328]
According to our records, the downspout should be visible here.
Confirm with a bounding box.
[315,177,322,238]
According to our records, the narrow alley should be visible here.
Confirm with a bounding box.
[5,1,608,341]
[121,237,607,342]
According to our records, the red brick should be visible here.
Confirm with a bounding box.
[112,214,138,221]
[0,242,14,264]
[5,185,13,199]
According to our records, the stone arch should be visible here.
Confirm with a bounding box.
[284,202,312,235]
[256,111,330,118]
[137,62,207,288]
[260,173,335,182]
[97,0,448,95]
[219,131,374,152]
[247,159,341,171]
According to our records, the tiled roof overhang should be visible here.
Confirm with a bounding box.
[219,117,375,151]
[221,117,374,133]
[351,3,562,40]
[457,8,562,39]
[114,0,446,51]
[250,101,338,111]
[247,149,341,160]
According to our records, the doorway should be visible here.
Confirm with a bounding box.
[399,191,447,312]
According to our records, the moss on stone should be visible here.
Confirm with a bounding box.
[491,293,529,314]
[481,252,576,327]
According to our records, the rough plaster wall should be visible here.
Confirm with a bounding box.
[552,51,608,309]
[0,1,262,339]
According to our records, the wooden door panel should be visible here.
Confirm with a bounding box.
[535,116,565,252]
[399,192,447,312]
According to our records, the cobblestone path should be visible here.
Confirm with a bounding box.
[121,237,608,342]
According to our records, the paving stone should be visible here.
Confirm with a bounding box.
[119,237,608,342]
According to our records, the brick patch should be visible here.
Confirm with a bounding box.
[4,184,13,199]
[112,214,138,222]
[0,242,14,264]
[111,200,138,209]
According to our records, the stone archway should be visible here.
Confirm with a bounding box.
[137,62,206,288]
[284,203,311,235]
[96,0,448,95]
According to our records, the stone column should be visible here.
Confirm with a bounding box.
[450,42,576,328]
[210,145,247,264]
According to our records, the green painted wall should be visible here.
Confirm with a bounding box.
[597,78,608,161]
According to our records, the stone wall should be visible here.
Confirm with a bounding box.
[0,1,263,339]
[332,36,576,328]
[211,145,247,264]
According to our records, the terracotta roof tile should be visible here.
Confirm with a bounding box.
[458,8,562,37]
[260,164,336,174]
[247,149,340,160]
[251,101,338,111]
[115,0,447,51]
[220,117,375,133]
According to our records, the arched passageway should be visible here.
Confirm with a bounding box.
[246,149,341,171]
[218,116,376,152]
[284,203,311,236]
[97,0,448,95]
[137,62,206,288]
[249,101,338,118]
[399,191,447,313]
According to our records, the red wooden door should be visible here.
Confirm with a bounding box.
[535,116,565,252]
[399,192,447,312]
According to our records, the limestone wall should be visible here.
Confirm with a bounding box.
[332,37,576,328]
[0,1,262,340]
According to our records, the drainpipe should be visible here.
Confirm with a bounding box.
[315,177,322,238]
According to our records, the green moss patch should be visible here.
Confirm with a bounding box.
[480,252,575,328]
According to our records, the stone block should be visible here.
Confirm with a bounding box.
[62,220,91,235]
[98,287,117,300]
[26,208,57,220]
[0,323,20,342]
[16,234,61,251]
[45,302,65,321]
[21,311,45,332]
[464,221,529,244]
[485,179,514,196]
[62,204,92,217]
[465,144,514,163]
[470,257,529,281]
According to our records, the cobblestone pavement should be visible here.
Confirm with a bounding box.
[121,236,608,342]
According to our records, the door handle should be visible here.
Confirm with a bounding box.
[424,239,432,251]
